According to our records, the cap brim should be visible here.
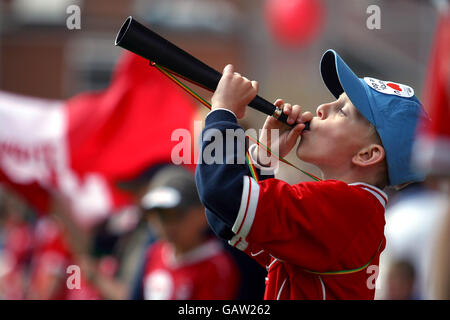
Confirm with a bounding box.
[140,186,182,211]
[320,49,375,124]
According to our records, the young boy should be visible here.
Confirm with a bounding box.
[195,49,428,299]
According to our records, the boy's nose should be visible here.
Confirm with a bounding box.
[316,104,326,119]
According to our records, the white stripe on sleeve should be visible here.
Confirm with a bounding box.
[228,176,260,251]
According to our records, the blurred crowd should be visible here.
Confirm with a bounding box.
[0,164,267,300]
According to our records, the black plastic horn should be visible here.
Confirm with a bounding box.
[115,16,309,129]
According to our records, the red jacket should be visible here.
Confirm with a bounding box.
[196,109,387,300]
[231,179,387,300]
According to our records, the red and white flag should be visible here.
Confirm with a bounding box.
[413,10,450,175]
[0,53,197,227]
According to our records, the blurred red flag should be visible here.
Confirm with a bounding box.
[413,10,450,175]
[0,52,197,226]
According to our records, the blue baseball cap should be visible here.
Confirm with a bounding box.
[319,49,428,186]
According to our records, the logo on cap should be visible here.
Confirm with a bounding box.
[364,77,414,98]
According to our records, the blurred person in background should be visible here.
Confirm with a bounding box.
[385,259,417,300]
[132,165,240,300]
[0,189,34,299]
[376,183,448,300]
[377,4,449,300]
[24,192,126,300]
[26,214,102,300]
[431,204,450,299]
[27,189,151,300]
[72,207,143,300]
[50,164,167,300]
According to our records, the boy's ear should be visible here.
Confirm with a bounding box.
[352,144,385,167]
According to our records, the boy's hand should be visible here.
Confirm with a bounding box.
[211,64,258,119]
[257,99,313,166]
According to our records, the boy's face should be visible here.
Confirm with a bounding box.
[297,93,374,171]
[149,206,207,252]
